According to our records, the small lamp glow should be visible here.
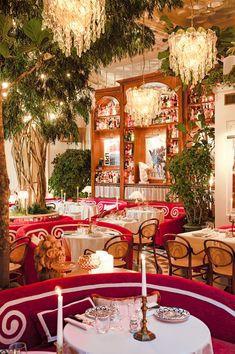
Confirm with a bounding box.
[129,191,144,203]
[82,186,92,196]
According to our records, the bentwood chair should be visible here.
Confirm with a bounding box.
[9,236,30,284]
[204,239,235,294]
[133,218,160,272]
[84,235,132,269]
[164,234,208,280]
[103,235,132,268]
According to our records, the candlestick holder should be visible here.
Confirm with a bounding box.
[229,215,235,237]
[55,342,63,354]
[133,296,156,341]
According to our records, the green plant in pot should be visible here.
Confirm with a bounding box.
[48,149,91,200]
[166,113,214,230]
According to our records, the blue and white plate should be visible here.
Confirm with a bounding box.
[154,307,190,323]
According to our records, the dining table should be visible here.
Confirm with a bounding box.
[99,206,164,234]
[126,206,164,225]
[56,201,98,220]
[97,216,140,234]
[63,226,121,262]
[63,313,214,354]
[178,228,235,261]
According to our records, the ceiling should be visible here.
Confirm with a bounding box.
[89,0,235,88]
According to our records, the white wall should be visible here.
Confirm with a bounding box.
[215,86,235,226]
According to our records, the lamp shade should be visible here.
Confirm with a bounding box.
[82,186,92,194]
[129,191,144,201]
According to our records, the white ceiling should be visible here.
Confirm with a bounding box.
[89,0,235,88]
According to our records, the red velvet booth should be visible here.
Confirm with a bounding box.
[97,201,186,246]
[18,219,132,284]
[0,273,234,353]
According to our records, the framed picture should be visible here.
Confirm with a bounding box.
[145,130,166,180]
[104,138,120,166]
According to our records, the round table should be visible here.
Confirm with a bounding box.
[64,315,213,354]
[63,227,121,262]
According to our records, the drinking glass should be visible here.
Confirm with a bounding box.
[8,342,27,354]
[128,299,140,333]
[110,301,122,331]
[95,311,110,334]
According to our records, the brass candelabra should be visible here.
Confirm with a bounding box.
[133,296,156,342]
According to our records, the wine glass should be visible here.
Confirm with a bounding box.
[8,342,27,354]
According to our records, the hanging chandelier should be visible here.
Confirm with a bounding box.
[168,27,217,86]
[42,0,106,57]
[125,86,161,126]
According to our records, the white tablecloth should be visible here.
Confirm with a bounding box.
[56,202,98,220]
[126,207,164,224]
[99,217,140,234]
[64,227,121,262]
[64,315,213,354]
[178,229,235,255]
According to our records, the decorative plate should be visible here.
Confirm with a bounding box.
[154,307,190,323]
[85,306,113,319]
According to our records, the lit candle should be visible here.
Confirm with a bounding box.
[116,196,119,211]
[55,286,63,349]
[64,192,66,202]
[61,189,63,200]
[77,186,79,201]
[141,254,147,297]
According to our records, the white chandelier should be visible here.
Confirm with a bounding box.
[168,27,217,86]
[125,86,161,126]
[42,0,106,57]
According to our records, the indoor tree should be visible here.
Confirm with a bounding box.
[166,115,214,226]
[0,0,184,289]
[48,149,91,199]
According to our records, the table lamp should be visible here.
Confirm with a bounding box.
[82,186,92,197]
[129,191,144,203]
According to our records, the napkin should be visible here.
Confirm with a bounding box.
[64,317,93,331]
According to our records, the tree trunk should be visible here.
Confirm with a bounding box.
[0,92,10,289]
[12,123,48,208]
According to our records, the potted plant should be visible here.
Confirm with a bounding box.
[166,114,214,230]
[48,149,91,200]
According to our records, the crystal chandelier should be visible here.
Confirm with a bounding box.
[168,27,217,86]
[42,0,106,57]
[125,86,161,126]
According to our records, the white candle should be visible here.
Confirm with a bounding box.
[64,192,66,202]
[61,189,63,200]
[116,196,119,210]
[77,186,79,201]
[55,286,63,349]
[141,254,147,297]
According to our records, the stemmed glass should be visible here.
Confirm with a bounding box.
[8,342,27,354]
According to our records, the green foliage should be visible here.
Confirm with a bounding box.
[0,1,184,140]
[27,203,52,214]
[166,116,214,226]
[48,149,91,199]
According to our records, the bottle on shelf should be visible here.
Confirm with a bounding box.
[95,170,120,184]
